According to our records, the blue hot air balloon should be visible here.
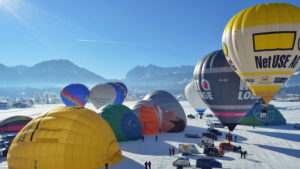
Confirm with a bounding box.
[60,83,89,107]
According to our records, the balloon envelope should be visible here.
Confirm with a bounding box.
[89,83,117,109]
[132,100,162,135]
[184,81,207,115]
[222,3,300,104]
[143,90,186,132]
[0,116,32,134]
[100,104,142,141]
[8,106,122,169]
[193,50,257,131]
[60,83,89,107]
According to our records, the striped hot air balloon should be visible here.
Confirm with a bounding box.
[222,3,300,104]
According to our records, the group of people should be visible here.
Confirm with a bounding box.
[144,161,151,169]
[169,147,175,156]
[141,135,158,142]
[240,150,247,159]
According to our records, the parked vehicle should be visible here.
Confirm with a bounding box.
[213,122,224,128]
[187,114,196,119]
[202,132,217,141]
[207,129,222,136]
[206,114,214,118]
[173,157,191,168]
[185,133,201,138]
[178,144,200,155]
[294,123,300,129]
[203,147,223,157]
[196,158,222,169]
[198,136,214,148]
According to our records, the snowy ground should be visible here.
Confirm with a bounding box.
[1,101,300,169]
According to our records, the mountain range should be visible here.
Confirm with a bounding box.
[0,60,106,87]
[0,59,300,96]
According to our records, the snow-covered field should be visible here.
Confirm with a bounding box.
[1,101,300,169]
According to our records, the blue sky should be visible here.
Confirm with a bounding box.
[0,0,299,79]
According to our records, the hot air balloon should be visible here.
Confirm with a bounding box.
[131,100,163,135]
[185,81,207,116]
[89,83,123,109]
[241,103,286,126]
[110,82,128,100]
[100,104,142,141]
[222,3,300,104]
[7,106,122,169]
[0,116,32,134]
[143,90,186,132]
[193,50,257,131]
[60,83,89,107]
[107,82,127,103]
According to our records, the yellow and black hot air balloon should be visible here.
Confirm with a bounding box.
[222,3,300,104]
[7,106,122,169]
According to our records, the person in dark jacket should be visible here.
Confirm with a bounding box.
[148,161,151,169]
[243,151,247,158]
[155,135,158,142]
[169,148,171,156]
[105,163,108,169]
[145,161,148,169]
[240,150,243,159]
[172,147,175,155]
[142,135,144,141]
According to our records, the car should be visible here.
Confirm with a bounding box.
[294,123,300,129]
[185,133,201,138]
[172,157,191,167]
[196,158,222,169]
[207,129,222,136]
[198,136,214,148]
[187,114,196,119]
[178,144,200,155]
[213,122,224,128]
[203,147,222,157]
[206,114,214,118]
[202,132,217,141]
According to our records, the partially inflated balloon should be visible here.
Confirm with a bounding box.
[222,3,300,104]
[8,106,122,169]
[193,50,257,131]
[184,81,206,116]
[143,90,186,132]
[89,83,120,109]
[0,116,32,134]
[100,104,142,141]
[60,83,89,107]
[131,100,163,135]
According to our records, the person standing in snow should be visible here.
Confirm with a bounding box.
[172,147,175,155]
[155,135,158,142]
[148,161,151,169]
[105,163,108,169]
[169,148,171,156]
[145,161,148,169]
[234,135,237,142]
[243,151,247,158]
[240,150,243,159]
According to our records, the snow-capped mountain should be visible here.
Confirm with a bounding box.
[0,60,107,87]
